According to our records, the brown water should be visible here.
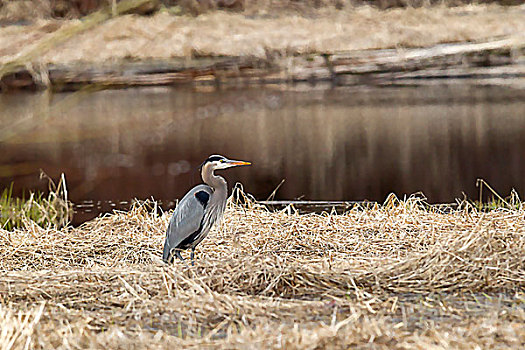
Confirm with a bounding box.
[1,85,525,222]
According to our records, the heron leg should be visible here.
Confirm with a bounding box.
[190,248,195,266]
[175,250,185,262]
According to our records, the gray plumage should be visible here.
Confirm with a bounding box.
[162,155,251,265]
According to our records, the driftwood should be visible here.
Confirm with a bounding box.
[257,200,459,213]
[1,37,524,91]
[258,200,374,214]
[71,200,457,220]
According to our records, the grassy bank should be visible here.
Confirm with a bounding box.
[3,4,525,65]
[1,3,524,90]
[1,195,524,348]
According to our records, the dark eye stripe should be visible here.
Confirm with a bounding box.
[207,156,225,162]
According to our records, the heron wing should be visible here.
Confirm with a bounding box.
[162,184,212,262]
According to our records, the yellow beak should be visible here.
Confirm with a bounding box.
[229,160,251,166]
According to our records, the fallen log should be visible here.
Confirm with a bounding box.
[1,37,524,91]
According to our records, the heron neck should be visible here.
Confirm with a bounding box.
[202,168,227,196]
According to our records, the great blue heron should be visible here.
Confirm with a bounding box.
[162,155,251,265]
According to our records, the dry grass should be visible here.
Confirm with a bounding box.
[1,193,524,349]
[1,4,525,67]
[0,0,521,23]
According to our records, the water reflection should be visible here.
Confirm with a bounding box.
[1,85,524,222]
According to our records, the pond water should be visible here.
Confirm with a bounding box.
[1,85,524,223]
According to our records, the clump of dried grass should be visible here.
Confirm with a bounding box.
[1,191,524,348]
[0,173,72,231]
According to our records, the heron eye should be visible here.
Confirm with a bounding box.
[219,159,224,163]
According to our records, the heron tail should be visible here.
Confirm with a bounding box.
[162,238,174,264]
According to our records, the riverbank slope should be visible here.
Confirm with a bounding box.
[1,3,525,90]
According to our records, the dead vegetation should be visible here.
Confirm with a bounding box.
[3,4,525,66]
[1,0,523,23]
[1,193,524,348]
[1,2,524,90]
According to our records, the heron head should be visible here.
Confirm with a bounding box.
[201,155,251,171]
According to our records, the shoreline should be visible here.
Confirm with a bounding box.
[3,37,524,91]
